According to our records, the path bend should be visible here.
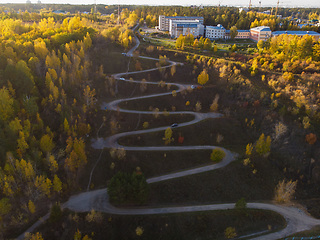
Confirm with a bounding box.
[18,25,320,240]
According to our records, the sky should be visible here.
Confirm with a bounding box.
[2,0,320,8]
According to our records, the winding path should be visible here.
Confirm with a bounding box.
[18,25,320,240]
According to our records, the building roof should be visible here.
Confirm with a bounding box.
[166,16,204,20]
[225,30,250,33]
[206,24,226,30]
[272,30,320,36]
[250,26,271,32]
[176,24,199,28]
[171,20,202,27]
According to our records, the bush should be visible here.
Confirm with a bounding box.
[224,227,237,239]
[108,171,149,205]
[235,198,247,209]
[49,203,62,223]
[210,148,226,163]
[274,180,297,203]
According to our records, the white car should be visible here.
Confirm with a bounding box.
[191,85,196,89]
[119,77,125,80]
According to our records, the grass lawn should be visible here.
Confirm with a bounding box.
[80,148,215,190]
[91,110,194,138]
[96,79,178,103]
[284,226,320,239]
[148,156,283,205]
[35,209,285,240]
[119,118,249,154]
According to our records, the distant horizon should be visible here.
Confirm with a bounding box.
[2,0,320,8]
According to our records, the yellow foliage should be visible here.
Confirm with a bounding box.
[28,200,36,214]
[197,69,209,85]
[163,127,174,145]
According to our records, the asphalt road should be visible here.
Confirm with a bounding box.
[17,25,320,240]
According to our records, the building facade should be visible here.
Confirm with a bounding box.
[169,20,204,38]
[225,29,250,39]
[205,24,226,40]
[159,15,204,31]
[250,26,272,41]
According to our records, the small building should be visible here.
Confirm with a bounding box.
[169,20,204,38]
[272,30,320,41]
[159,15,204,31]
[205,24,226,40]
[225,29,250,39]
[250,26,272,41]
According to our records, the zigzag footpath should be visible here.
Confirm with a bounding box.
[18,25,320,240]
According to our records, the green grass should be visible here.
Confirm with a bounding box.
[34,209,286,240]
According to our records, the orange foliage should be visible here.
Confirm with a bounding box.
[306,133,317,145]
[178,136,184,144]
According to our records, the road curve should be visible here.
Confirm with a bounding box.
[18,25,320,240]
[64,188,320,240]
[87,29,320,239]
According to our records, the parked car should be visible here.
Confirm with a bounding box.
[122,53,126,56]
[191,85,196,89]
[171,123,178,128]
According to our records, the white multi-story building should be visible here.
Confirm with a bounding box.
[159,15,204,31]
[250,26,272,41]
[169,20,204,38]
[205,24,226,40]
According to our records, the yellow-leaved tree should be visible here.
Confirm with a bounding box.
[197,69,209,85]
[163,127,174,145]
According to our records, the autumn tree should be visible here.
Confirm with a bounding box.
[65,137,87,175]
[0,87,14,122]
[163,127,174,145]
[255,133,271,156]
[274,180,297,203]
[197,69,209,85]
[175,34,185,49]
[83,85,96,108]
[306,133,317,145]
[185,33,194,46]
[40,134,55,153]
[210,94,220,112]
[230,26,238,40]
[230,44,237,52]
[203,38,212,50]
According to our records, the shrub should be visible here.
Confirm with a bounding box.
[136,226,144,236]
[274,180,297,203]
[306,133,317,145]
[49,202,62,223]
[210,148,226,163]
[108,171,149,205]
[235,198,247,209]
[224,227,237,239]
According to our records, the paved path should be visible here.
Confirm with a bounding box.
[64,189,320,240]
[18,25,320,240]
